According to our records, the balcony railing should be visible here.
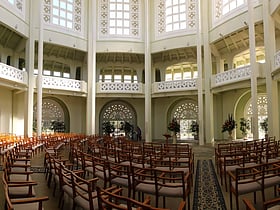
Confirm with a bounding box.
[212,65,252,87]
[97,82,143,94]
[153,79,197,93]
[0,62,27,85]
[39,76,87,93]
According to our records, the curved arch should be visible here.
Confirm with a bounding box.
[33,97,70,133]
[99,100,137,138]
[167,98,198,140]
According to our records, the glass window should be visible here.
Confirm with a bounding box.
[114,74,122,82]
[108,0,130,36]
[104,75,112,82]
[54,71,61,77]
[165,0,187,32]
[49,0,79,31]
[44,70,51,76]
[63,72,70,78]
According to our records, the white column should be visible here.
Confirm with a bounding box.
[25,3,35,137]
[144,0,152,142]
[248,1,258,139]
[202,0,214,144]
[37,1,44,136]
[263,1,279,139]
[196,0,204,145]
[86,0,97,135]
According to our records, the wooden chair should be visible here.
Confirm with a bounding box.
[131,165,158,206]
[156,169,191,210]
[108,160,132,197]
[228,164,263,210]
[92,156,110,188]
[71,170,99,210]
[97,186,186,210]
[2,170,37,198]
[243,197,280,210]
[3,176,49,210]
[96,186,161,210]
[58,165,84,209]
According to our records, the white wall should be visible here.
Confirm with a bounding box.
[0,87,13,133]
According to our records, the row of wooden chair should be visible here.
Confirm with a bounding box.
[228,160,280,210]
[2,146,49,210]
[215,138,279,191]
[45,148,188,210]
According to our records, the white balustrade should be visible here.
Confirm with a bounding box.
[41,76,87,93]
[0,62,27,84]
[212,65,251,87]
[153,79,197,93]
[97,82,143,93]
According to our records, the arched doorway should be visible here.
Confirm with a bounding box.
[100,100,137,139]
[244,94,268,139]
[33,97,70,133]
[168,100,198,140]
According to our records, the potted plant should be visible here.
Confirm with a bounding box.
[239,118,250,139]
[190,120,199,140]
[260,117,268,139]
[102,121,115,136]
[168,118,180,143]
[121,121,133,138]
[222,114,237,140]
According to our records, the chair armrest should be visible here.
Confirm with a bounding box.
[7,181,37,186]
[242,198,256,210]
[227,170,236,181]
[10,196,49,204]
[178,200,186,210]
[264,197,280,209]
[142,196,151,205]
[8,171,33,175]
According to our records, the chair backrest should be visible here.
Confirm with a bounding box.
[97,186,170,210]
[71,170,99,210]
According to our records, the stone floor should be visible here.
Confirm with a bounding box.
[0,139,277,210]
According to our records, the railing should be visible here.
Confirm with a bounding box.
[212,65,252,87]
[153,79,197,93]
[0,62,27,84]
[40,76,87,93]
[97,82,143,94]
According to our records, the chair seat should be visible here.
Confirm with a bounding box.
[158,183,186,197]
[135,181,158,194]
[8,186,36,198]
[74,193,98,210]
[232,179,262,195]
[258,175,280,188]
[9,200,44,210]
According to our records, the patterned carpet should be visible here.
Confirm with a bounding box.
[193,159,227,210]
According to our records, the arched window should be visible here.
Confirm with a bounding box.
[100,101,136,138]
[33,98,69,133]
[170,100,198,140]
[244,94,267,138]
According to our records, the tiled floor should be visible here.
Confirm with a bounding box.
[0,139,276,210]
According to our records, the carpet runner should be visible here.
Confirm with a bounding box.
[193,159,227,210]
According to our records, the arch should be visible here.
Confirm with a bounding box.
[235,92,268,139]
[167,99,198,140]
[99,100,137,138]
[33,97,70,133]
[244,94,268,138]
